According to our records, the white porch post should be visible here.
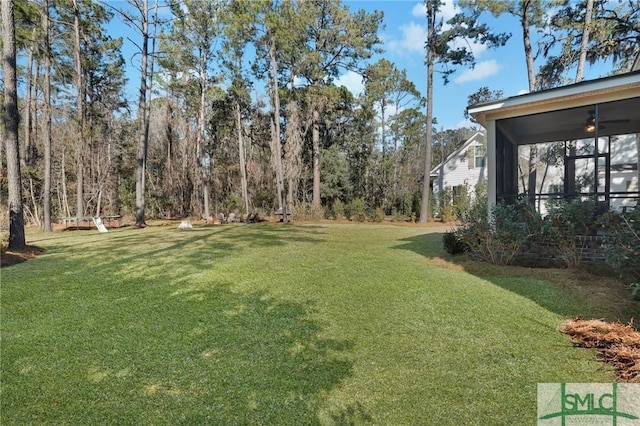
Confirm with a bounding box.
[487,119,497,213]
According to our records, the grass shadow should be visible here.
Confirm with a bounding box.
[1,280,354,424]
[395,231,638,323]
[32,223,327,278]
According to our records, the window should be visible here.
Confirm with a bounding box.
[473,145,485,168]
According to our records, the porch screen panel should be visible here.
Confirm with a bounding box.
[496,126,518,202]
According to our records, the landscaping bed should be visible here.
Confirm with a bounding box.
[560,318,640,383]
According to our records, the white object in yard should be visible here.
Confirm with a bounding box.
[178,220,193,229]
[93,216,109,233]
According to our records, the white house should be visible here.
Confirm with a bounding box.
[431,130,486,209]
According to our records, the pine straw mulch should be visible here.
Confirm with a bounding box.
[559,318,640,382]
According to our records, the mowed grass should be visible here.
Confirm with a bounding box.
[1,222,637,425]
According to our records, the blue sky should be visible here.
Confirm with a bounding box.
[111,0,614,131]
[336,0,614,130]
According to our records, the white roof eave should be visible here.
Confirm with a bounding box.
[468,72,640,126]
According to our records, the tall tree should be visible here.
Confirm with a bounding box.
[364,59,397,157]
[2,0,26,249]
[419,0,509,223]
[419,0,436,224]
[133,0,152,227]
[575,0,594,82]
[267,33,287,218]
[14,0,40,170]
[42,0,53,232]
[267,0,306,218]
[164,0,222,221]
[297,0,383,209]
[250,0,288,218]
[459,0,549,92]
[364,59,423,210]
[459,0,549,205]
[538,0,640,88]
[222,0,256,216]
[72,0,85,219]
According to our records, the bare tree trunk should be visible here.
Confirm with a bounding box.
[43,0,52,231]
[135,0,149,227]
[196,44,210,222]
[2,0,26,249]
[522,2,535,93]
[28,177,41,226]
[521,2,538,204]
[236,101,249,215]
[61,147,70,218]
[312,106,321,209]
[284,84,303,215]
[419,2,435,223]
[268,36,287,221]
[22,44,34,169]
[73,0,84,219]
[575,0,593,82]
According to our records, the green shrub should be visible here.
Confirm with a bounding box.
[373,207,385,223]
[543,199,599,268]
[118,177,136,216]
[600,208,640,283]
[350,198,367,222]
[147,191,172,218]
[311,205,324,221]
[440,205,456,223]
[456,197,529,265]
[453,185,470,220]
[443,231,466,254]
[223,194,244,213]
[392,208,408,222]
[333,199,345,220]
[437,187,454,222]
[294,202,310,221]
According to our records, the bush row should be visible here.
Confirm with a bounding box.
[293,199,411,223]
[443,192,640,287]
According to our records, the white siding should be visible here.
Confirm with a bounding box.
[432,132,486,200]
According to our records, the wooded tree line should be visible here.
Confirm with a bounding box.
[1,0,638,247]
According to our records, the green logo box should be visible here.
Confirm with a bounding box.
[538,383,640,425]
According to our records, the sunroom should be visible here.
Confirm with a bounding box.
[468,71,640,214]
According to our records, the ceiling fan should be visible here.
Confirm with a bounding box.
[584,109,630,132]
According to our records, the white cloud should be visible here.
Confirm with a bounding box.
[334,71,364,96]
[387,21,427,55]
[517,89,529,95]
[411,0,459,21]
[392,0,474,58]
[411,0,458,21]
[439,0,459,22]
[411,3,426,18]
[453,60,502,84]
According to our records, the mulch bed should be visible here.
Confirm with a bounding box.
[559,318,640,382]
[0,245,45,268]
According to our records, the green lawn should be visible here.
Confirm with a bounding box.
[1,222,637,425]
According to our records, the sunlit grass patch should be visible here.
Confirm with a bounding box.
[1,222,634,424]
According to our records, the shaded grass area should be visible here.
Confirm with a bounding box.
[396,232,638,324]
[1,223,636,424]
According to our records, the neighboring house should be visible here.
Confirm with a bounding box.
[468,70,640,214]
[431,131,486,211]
